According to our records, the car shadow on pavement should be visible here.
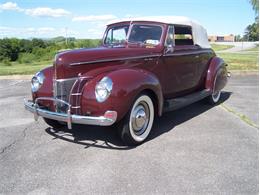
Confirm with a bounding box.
[45,91,232,150]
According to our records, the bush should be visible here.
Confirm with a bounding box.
[0,37,102,64]
[1,58,12,66]
[32,47,56,61]
[18,53,36,64]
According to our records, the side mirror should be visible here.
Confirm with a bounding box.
[165,44,174,54]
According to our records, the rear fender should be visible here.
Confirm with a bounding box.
[205,57,228,92]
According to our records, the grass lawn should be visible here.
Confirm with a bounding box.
[0,61,52,76]
[211,44,234,51]
[244,46,259,52]
[217,51,259,71]
[0,50,258,75]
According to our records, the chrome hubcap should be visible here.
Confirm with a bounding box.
[135,108,146,128]
[131,102,149,136]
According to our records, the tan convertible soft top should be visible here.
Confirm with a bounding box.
[109,16,211,49]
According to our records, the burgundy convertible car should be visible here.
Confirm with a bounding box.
[24,16,229,145]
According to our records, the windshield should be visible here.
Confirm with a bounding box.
[128,24,162,45]
[104,25,129,46]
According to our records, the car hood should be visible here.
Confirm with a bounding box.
[54,46,160,79]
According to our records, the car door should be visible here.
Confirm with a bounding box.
[162,25,201,99]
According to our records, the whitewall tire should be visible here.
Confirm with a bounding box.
[118,94,154,145]
[207,75,222,105]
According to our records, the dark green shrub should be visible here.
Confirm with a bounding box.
[18,53,35,64]
[1,58,12,66]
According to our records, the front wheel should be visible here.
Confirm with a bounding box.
[118,94,155,146]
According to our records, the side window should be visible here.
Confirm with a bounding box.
[105,26,129,45]
[165,25,174,46]
[174,25,194,46]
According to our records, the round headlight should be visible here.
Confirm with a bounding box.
[31,71,45,92]
[95,77,113,102]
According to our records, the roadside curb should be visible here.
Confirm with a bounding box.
[0,75,33,80]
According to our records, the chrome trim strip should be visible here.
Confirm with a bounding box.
[56,77,79,82]
[164,49,212,57]
[24,98,117,128]
[69,49,211,66]
[71,93,82,96]
[71,106,81,109]
[69,54,161,66]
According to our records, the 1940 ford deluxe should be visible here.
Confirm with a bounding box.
[24,16,229,145]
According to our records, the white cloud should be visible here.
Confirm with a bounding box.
[0,2,70,18]
[25,7,70,17]
[72,15,117,22]
[0,2,22,11]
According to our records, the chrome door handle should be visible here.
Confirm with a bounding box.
[144,58,153,61]
[195,55,199,59]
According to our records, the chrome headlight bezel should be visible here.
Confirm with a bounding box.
[95,76,113,102]
[31,71,45,93]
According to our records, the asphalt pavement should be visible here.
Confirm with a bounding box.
[0,74,258,194]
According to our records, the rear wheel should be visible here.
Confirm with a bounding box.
[43,118,65,129]
[207,74,222,105]
[118,94,154,146]
[207,90,221,105]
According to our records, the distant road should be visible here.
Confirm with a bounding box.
[211,41,258,52]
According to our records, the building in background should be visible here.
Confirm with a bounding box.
[208,34,235,42]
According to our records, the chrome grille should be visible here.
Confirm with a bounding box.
[54,78,77,112]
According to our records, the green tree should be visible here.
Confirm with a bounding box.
[20,39,33,53]
[0,38,20,61]
[244,0,259,41]
[235,34,242,42]
[249,0,259,15]
[244,22,259,41]
[32,38,46,48]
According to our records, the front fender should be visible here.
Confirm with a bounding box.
[81,68,163,122]
[31,65,56,111]
[32,66,53,99]
[205,57,228,92]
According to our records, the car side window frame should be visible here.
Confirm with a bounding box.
[173,25,200,50]
[103,24,130,46]
[165,25,175,47]
[127,23,164,46]
[164,25,175,54]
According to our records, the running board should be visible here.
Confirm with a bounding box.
[163,89,211,113]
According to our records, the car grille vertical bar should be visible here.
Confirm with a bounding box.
[52,60,87,114]
[69,77,89,115]
[54,78,77,113]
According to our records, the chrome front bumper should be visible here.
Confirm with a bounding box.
[24,97,117,129]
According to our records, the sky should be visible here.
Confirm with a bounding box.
[0,0,257,39]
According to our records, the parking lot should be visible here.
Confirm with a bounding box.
[0,74,258,194]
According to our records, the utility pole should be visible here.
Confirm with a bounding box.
[65,27,68,46]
